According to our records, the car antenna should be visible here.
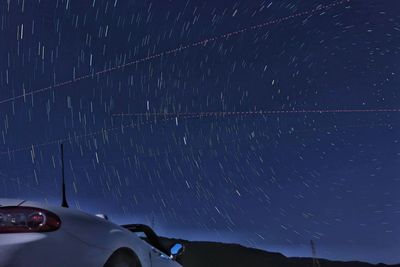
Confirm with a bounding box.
[60,143,69,208]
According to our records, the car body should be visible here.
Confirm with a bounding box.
[0,198,184,267]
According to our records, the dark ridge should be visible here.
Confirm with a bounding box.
[158,237,400,267]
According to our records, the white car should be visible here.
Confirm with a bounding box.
[0,198,184,267]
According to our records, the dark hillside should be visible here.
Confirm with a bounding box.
[159,237,399,267]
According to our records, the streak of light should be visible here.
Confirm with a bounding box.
[0,0,351,106]
[0,107,396,156]
[112,108,400,117]
[0,173,57,198]
[65,121,400,171]
[2,121,395,178]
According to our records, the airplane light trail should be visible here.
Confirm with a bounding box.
[0,0,351,106]
[112,108,400,117]
[0,106,397,156]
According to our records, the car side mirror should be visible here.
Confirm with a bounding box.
[169,243,184,259]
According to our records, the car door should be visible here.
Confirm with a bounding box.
[150,247,181,267]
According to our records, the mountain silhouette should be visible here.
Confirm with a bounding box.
[158,237,399,267]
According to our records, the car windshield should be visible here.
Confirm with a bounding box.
[0,0,399,265]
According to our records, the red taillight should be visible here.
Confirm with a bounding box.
[0,207,61,233]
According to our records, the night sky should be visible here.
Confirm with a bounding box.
[0,0,399,264]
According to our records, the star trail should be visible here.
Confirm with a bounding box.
[0,0,399,264]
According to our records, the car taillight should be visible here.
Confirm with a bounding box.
[0,207,61,233]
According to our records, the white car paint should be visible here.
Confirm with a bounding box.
[0,199,183,267]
